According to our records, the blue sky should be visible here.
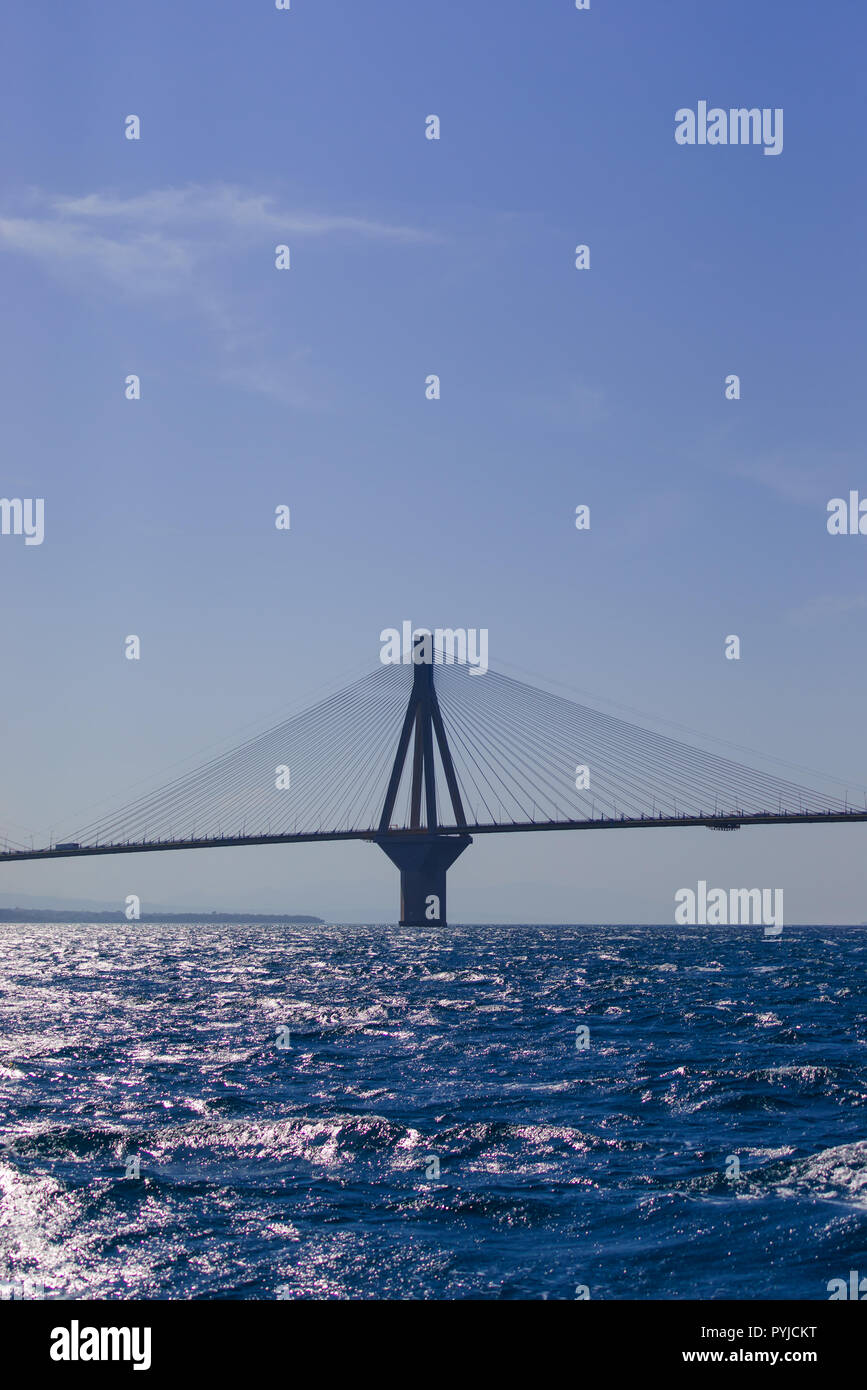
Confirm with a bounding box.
[2,0,866,921]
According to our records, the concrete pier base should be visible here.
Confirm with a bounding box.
[376,834,471,926]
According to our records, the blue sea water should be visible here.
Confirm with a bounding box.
[0,922,865,1301]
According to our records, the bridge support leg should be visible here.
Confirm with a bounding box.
[376,835,471,927]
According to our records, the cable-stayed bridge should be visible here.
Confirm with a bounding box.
[2,637,864,923]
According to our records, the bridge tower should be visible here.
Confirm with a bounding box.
[375,634,471,926]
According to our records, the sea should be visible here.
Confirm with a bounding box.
[0,922,864,1301]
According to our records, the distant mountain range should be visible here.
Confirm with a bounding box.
[0,892,323,924]
[0,909,324,924]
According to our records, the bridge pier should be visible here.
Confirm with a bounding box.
[376,834,471,926]
[374,631,472,926]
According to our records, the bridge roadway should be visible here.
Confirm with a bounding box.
[2,807,866,865]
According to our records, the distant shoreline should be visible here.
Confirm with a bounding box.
[0,914,863,928]
[0,909,324,924]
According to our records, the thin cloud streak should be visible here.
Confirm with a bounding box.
[0,183,437,295]
[51,185,436,244]
[787,594,867,625]
[0,184,436,409]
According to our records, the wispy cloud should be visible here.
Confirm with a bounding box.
[727,452,827,507]
[219,350,330,411]
[49,186,433,243]
[786,594,867,625]
[521,381,609,430]
[0,215,196,293]
[0,184,435,407]
[0,183,434,295]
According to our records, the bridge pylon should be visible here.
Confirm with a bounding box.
[374,633,471,926]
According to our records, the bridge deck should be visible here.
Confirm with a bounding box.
[3,809,867,863]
